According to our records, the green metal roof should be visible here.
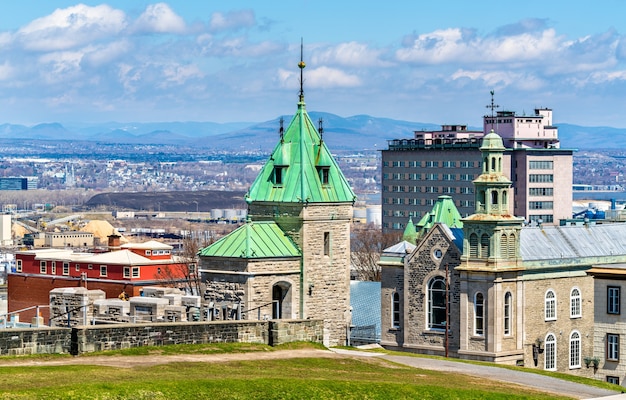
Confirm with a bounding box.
[416,195,463,234]
[402,217,417,245]
[198,221,300,259]
[245,99,356,204]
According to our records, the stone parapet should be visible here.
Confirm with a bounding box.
[0,319,324,356]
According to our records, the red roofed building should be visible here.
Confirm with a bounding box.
[7,235,194,322]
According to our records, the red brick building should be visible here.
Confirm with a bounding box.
[8,236,194,322]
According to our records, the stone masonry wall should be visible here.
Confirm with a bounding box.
[0,319,324,356]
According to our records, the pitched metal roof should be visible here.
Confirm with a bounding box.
[245,99,356,204]
[520,223,626,262]
[198,221,300,259]
[416,195,463,232]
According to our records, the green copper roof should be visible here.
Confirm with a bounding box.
[245,100,356,204]
[416,195,463,235]
[402,217,417,245]
[198,221,300,259]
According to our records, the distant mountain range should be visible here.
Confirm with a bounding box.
[0,114,622,151]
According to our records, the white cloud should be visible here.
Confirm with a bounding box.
[38,51,84,83]
[209,10,255,32]
[278,66,361,89]
[82,40,132,68]
[396,28,561,65]
[160,63,204,86]
[0,62,14,81]
[133,3,186,34]
[313,42,394,67]
[17,4,126,51]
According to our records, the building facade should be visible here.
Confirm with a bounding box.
[382,107,573,232]
[8,237,193,321]
[381,131,626,384]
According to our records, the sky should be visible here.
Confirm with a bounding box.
[2,1,626,128]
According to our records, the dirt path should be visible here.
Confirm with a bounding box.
[0,348,340,368]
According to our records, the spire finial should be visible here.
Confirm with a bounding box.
[298,38,305,103]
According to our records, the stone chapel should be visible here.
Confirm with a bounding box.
[198,56,356,346]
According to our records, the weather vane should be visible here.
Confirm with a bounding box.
[486,90,499,117]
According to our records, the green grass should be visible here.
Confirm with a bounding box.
[0,342,611,399]
[0,357,572,400]
[340,346,622,393]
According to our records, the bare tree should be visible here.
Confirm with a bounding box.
[351,223,402,281]
[160,235,212,295]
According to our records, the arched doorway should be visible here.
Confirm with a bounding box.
[272,281,293,319]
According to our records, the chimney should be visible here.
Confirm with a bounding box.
[108,233,121,251]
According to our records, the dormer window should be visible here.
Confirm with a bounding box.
[273,166,287,185]
[317,166,330,185]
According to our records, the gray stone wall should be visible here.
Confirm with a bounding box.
[0,327,70,355]
[0,319,324,356]
[404,227,461,355]
[380,264,403,347]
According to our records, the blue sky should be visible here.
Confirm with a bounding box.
[2,1,626,127]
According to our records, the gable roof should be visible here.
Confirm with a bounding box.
[198,221,300,259]
[245,98,355,204]
[416,195,463,231]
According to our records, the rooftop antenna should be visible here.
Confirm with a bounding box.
[486,90,499,132]
[279,117,284,142]
[318,118,324,142]
[298,38,305,103]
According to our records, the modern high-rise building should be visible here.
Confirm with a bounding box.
[381,107,572,231]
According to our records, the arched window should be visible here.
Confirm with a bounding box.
[501,233,509,258]
[504,292,512,335]
[392,291,401,328]
[474,292,484,336]
[545,333,557,371]
[570,288,581,318]
[491,190,498,206]
[491,157,496,172]
[545,290,556,321]
[428,277,447,330]
[508,233,516,258]
[569,331,581,369]
[469,233,479,258]
[502,191,507,206]
[484,157,488,173]
[480,234,490,258]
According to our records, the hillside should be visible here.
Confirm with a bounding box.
[85,190,247,212]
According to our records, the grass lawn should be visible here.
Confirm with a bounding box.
[0,343,576,400]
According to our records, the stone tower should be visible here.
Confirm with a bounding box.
[201,50,356,346]
[457,130,525,362]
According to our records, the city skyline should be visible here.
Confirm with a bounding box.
[1,1,626,128]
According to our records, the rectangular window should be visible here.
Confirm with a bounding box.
[529,160,553,169]
[529,201,553,210]
[323,232,330,256]
[189,263,196,274]
[529,188,553,196]
[607,334,620,361]
[425,161,439,167]
[607,376,620,385]
[40,261,46,274]
[16,259,22,272]
[608,286,620,314]
[62,262,69,276]
[123,267,130,278]
[75,264,80,272]
[442,161,456,168]
[529,214,554,223]
[529,174,554,183]
[460,174,474,181]
[392,292,400,328]
[100,265,107,277]
[317,167,330,185]
[132,267,140,278]
[51,261,56,275]
[442,174,455,181]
